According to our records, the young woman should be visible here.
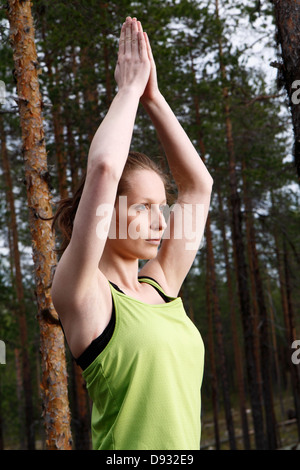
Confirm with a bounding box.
[51,17,213,450]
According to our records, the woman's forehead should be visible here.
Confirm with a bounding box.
[126,170,166,199]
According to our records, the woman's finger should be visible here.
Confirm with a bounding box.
[125,17,132,54]
[144,32,154,62]
[131,18,139,56]
[136,21,146,59]
[118,22,126,55]
[137,20,143,33]
[138,30,148,60]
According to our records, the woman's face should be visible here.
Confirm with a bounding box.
[108,169,167,260]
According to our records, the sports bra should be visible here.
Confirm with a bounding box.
[75,276,170,370]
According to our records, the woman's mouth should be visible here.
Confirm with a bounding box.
[146,239,161,245]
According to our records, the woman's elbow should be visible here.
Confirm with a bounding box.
[87,157,121,181]
[206,175,214,192]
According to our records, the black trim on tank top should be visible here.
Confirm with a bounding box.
[75,278,170,370]
[137,276,170,303]
[75,303,116,370]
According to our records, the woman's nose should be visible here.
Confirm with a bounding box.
[150,205,167,230]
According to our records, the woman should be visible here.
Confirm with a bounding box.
[51,17,213,450]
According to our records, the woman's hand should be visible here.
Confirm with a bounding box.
[114,17,150,98]
[139,25,161,105]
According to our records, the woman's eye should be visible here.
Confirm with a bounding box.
[135,204,147,211]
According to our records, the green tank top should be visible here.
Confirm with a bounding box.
[82,277,205,450]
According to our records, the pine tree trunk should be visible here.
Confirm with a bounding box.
[103,40,113,107]
[7,0,72,450]
[282,237,300,439]
[15,348,26,449]
[271,188,300,439]
[80,46,100,144]
[39,7,69,198]
[0,381,3,450]
[272,0,300,180]
[216,187,251,450]
[65,111,79,194]
[215,0,266,449]
[242,158,278,449]
[0,115,35,449]
[205,215,237,449]
[267,276,285,424]
[189,50,236,449]
[205,255,220,450]
[71,361,91,450]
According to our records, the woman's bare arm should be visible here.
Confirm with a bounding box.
[139,30,213,295]
[51,17,150,356]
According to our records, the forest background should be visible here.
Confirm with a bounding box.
[0,0,300,450]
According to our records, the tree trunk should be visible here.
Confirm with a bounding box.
[103,40,113,108]
[0,379,3,450]
[205,255,220,450]
[205,216,237,449]
[189,49,236,449]
[216,186,251,450]
[40,12,68,199]
[267,276,285,425]
[282,237,300,439]
[215,0,266,449]
[80,45,100,144]
[272,0,300,180]
[65,110,79,194]
[271,186,300,439]
[14,348,26,449]
[0,115,35,449]
[70,361,91,450]
[242,158,278,449]
[7,0,72,450]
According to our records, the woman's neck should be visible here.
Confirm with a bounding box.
[99,249,140,291]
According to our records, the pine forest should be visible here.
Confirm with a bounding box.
[0,0,300,451]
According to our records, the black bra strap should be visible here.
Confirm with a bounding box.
[75,303,116,370]
[111,277,170,303]
[109,281,125,294]
[138,276,170,303]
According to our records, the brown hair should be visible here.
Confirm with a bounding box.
[52,151,173,254]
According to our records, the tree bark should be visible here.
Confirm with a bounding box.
[205,255,220,450]
[272,0,300,180]
[271,191,300,440]
[282,237,300,439]
[189,50,236,450]
[40,12,68,199]
[71,361,91,450]
[216,186,251,450]
[215,0,266,449]
[242,158,278,449]
[7,0,72,450]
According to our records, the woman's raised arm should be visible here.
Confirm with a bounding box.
[51,18,150,355]
[139,29,213,295]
